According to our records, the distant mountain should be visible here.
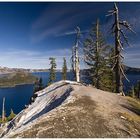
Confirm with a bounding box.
[0,67,49,74]
[81,65,140,76]
[124,65,140,74]
[29,69,49,72]
[0,65,140,75]
[0,67,29,74]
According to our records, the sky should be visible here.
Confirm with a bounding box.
[0,2,139,69]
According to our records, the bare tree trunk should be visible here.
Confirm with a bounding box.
[75,41,80,82]
[107,3,134,95]
[71,46,75,72]
[114,4,123,94]
[2,97,5,122]
[95,19,99,89]
[71,27,80,82]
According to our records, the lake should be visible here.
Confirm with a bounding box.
[0,72,140,117]
[0,72,74,117]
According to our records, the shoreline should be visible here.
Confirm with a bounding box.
[0,82,35,89]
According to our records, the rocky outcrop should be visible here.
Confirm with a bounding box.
[0,80,140,138]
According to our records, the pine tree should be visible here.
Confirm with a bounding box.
[7,109,16,121]
[103,47,116,92]
[33,78,39,93]
[84,19,112,90]
[128,81,140,99]
[48,57,57,85]
[62,57,67,80]
[38,77,43,90]
[132,86,135,98]
[33,77,43,93]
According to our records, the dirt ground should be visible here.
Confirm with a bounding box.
[8,83,140,138]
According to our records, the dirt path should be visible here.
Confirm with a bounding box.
[72,85,140,137]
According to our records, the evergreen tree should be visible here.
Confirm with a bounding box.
[7,109,16,121]
[48,57,57,85]
[84,19,114,91]
[31,77,43,103]
[103,47,116,92]
[62,57,67,80]
[0,116,7,124]
[131,86,135,98]
[34,77,44,93]
[33,78,39,93]
[38,77,43,91]
[128,81,140,99]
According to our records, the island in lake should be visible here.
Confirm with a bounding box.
[0,72,37,88]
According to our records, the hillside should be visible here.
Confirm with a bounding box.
[0,67,30,74]
[0,81,140,138]
[0,65,140,75]
[0,67,50,74]
[0,72,36,88]
[124,65,140,74]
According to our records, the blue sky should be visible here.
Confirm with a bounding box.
[0,2,139,69]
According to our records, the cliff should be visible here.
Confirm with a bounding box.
[0,80,140,138]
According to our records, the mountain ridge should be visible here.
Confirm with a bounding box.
[0,65,140,74]
[0,80,139,138]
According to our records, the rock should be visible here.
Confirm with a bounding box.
[120,116,127,120]
[0,80,140,138]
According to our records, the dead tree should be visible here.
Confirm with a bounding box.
[2,97,6,122]
[95,19,100,88]
[107,3,135,95]
[71,27,81,82]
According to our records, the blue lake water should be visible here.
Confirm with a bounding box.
[124,74,140,92]
[0,72,74,116]
[0,84,34,117]
[0,72,139,117]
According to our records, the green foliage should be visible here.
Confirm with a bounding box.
[7,109,16,121]
[84,19,115,92]
[38,78,43,90]
[128,81,140,99]
[62,57,67,80]
[0,117,7,124]
[0,72,36,88]
[48,57,57,85]
[34,77,43,93]
[0,109,16,124]
[102,47,116,92]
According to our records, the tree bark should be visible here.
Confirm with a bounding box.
[2,97,5,122]
[72,27,80,82]
[114,4,123,94]
[95,19,99,89]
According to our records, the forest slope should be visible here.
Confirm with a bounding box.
[0,72,36,87]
